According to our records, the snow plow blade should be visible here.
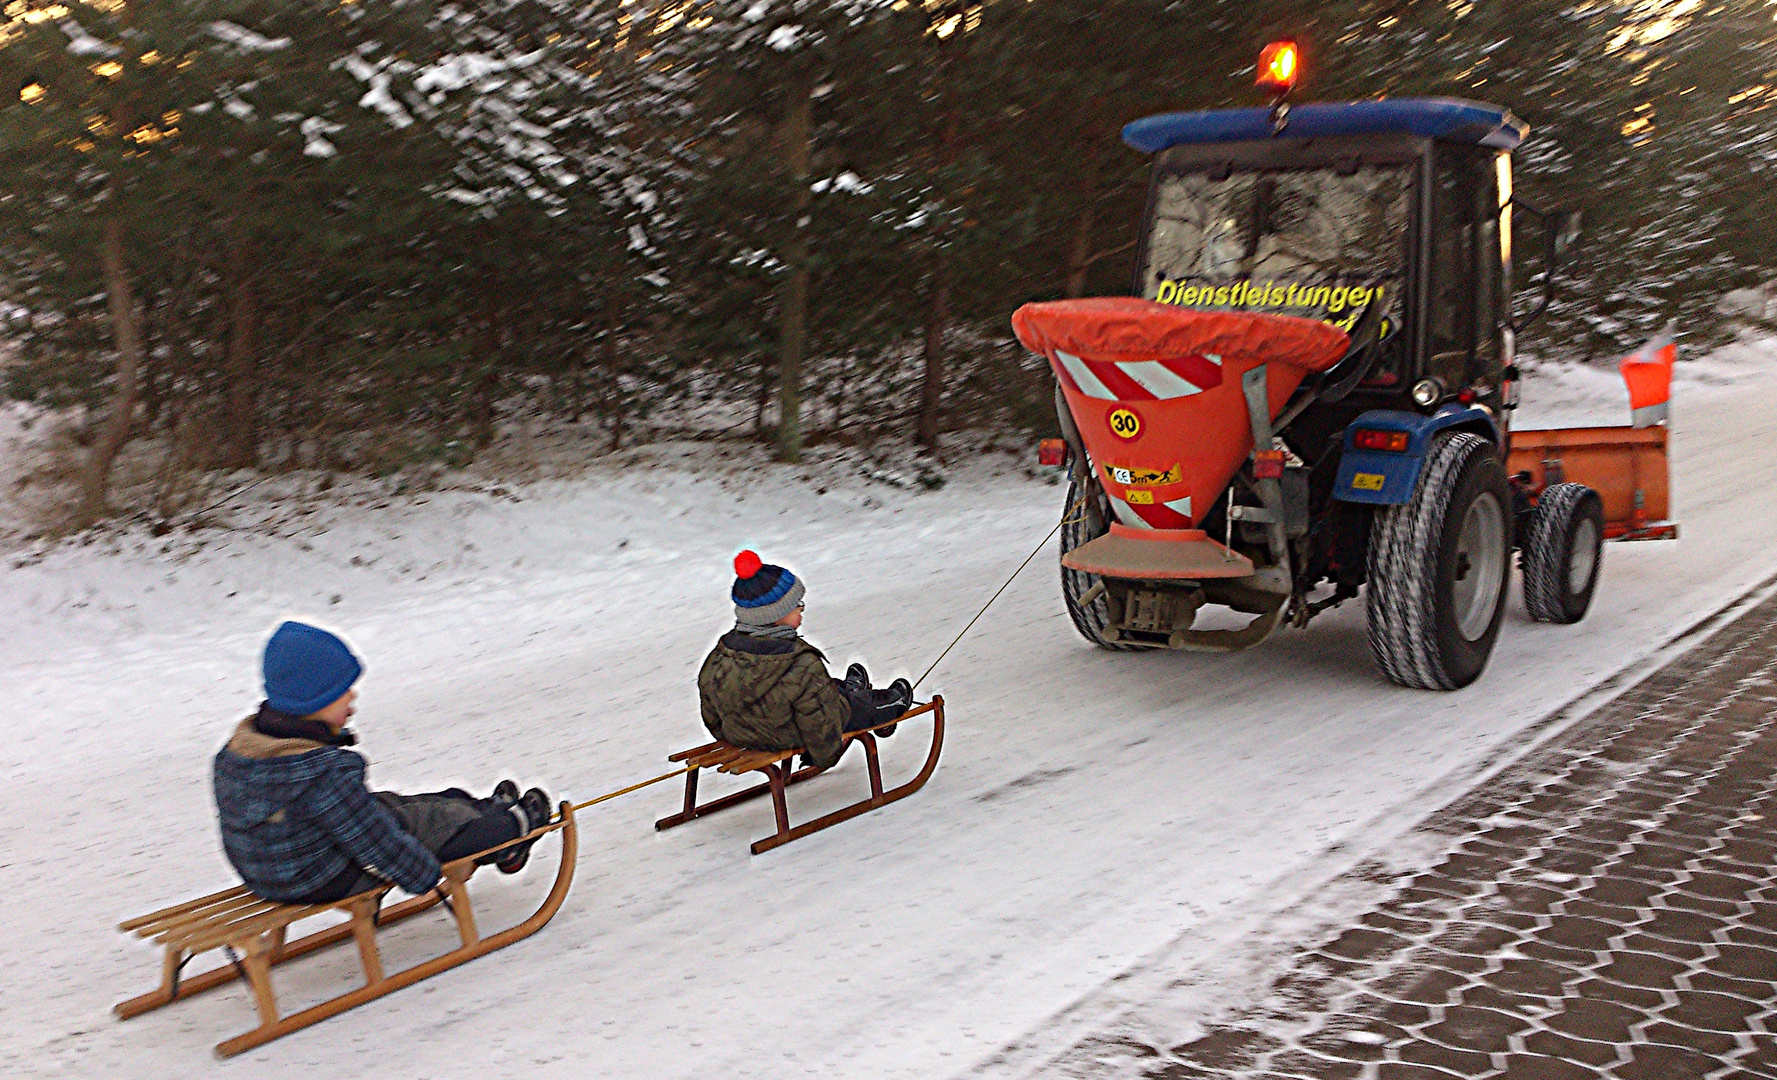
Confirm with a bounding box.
[1508,426,1676,541]
[1061,524,1255,579]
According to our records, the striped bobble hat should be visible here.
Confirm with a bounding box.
[731,550,806,625]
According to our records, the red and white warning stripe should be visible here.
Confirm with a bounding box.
[1054,350,1224,402]
[1109,495,1195,530]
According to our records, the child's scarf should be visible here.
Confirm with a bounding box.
[733,622,801,641]
[252,702,358,746]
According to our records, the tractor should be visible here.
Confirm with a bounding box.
[1015,42,1675,690]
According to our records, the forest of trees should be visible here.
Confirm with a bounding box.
[1,1,1772,527]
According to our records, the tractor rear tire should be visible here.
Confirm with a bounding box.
[1060,472,1141,651]
[1521,482,1605,624]
[1366,432,1512,690]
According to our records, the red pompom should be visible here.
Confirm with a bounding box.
[734,550,763,579]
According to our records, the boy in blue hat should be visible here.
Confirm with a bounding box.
[213,621,553,904]
[698,551,912,770]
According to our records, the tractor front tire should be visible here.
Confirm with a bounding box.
[1060,473,1141,651]
[1366,432,1512,689]
[1521,482,1605,624]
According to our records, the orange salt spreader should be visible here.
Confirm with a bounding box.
[1014,298,1349,585]
[1020,40,1676,687]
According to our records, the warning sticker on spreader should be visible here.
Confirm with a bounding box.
[1106,463,1183,487]
[1352,472,1386,492]
[1125,490,1154,504]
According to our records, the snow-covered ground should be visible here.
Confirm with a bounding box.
[2,336,1774,1079]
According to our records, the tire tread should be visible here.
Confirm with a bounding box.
[1522,482,1603,624]
[1060,474,1142,651]
[1366,432,1504,689]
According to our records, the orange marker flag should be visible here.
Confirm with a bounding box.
[1620,319,1677,428]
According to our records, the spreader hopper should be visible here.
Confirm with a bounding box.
[1013,298,1349,581]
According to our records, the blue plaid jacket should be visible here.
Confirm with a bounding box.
[213,719,441,901]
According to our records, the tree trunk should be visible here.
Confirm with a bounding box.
[566,346,585,424]
[1063,171,1100,299]
[75,217,145,528]
[472,299,502,450]
[775,73,814,463]
[916,251,950,450]
[222,226,260,470]
[916,37,961,452]
[754,354,773,436]
[602,290,624,452]
[1066,191,1094,294]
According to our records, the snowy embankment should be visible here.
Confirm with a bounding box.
[1,336,1773,1079]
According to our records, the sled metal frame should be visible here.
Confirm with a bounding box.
[114,802,577,1058]
[655,697,944,854]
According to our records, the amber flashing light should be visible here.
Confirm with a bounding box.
[1256,41,1299,93]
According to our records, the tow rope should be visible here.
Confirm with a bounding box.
[912,517,1065,690]
[478,512,1069,833]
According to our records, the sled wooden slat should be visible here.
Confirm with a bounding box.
[722,747,796,773]
[121,884,256,932]
[668,742,721,763]
[149,896,286,943]
[114,803,577,1057]
[655,697,944,854]
[178,898,346,956]
[686,744,750,769]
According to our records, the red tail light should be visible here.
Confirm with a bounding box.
[1037,438,1068,467]
[1353,428,1410,452]
[1253,449,1285,479]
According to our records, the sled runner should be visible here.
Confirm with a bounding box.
[114,802,577,1057]
[656,697,944,854]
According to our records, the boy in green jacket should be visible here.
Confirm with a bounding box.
[698,551,911,770]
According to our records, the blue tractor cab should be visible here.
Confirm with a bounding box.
[1044,54,1612,690]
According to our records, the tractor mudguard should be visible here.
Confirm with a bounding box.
[1333,404,1500,505]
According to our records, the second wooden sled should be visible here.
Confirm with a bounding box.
[656,696,945,854]
[114,801,577,1057]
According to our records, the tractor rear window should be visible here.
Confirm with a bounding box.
[1141,165,1411,381]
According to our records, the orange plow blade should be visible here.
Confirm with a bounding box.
[1509,426,1676,541]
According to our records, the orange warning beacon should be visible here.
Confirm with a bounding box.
[1620,320,1677,428]
[1256,41,1299,95]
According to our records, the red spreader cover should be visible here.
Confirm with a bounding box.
[1014,298,1349,532]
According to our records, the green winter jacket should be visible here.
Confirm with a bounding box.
[698,630,852,769]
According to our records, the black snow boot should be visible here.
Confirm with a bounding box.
[496,788,552,874]
[844,663,869,695]
[870,678,913,738]
[490,779,520,808]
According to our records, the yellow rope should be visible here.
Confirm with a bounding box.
[567,766,694,815]
[455,766,695,866]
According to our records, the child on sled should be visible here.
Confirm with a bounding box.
[213,621,553,904]
[698,551,912,770]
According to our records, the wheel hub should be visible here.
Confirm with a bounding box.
[1452,492,1505,641]
[1569,517,1599,595]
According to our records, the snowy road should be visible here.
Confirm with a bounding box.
[2,346,1774,1079]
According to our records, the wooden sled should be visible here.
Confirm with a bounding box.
[655,697,944,854]
[115,802,577,1057]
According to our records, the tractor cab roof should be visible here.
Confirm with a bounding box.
[1122,98,1526,155]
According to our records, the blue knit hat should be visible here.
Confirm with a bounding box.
[262,621,364,717]
[731,550,806,625]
